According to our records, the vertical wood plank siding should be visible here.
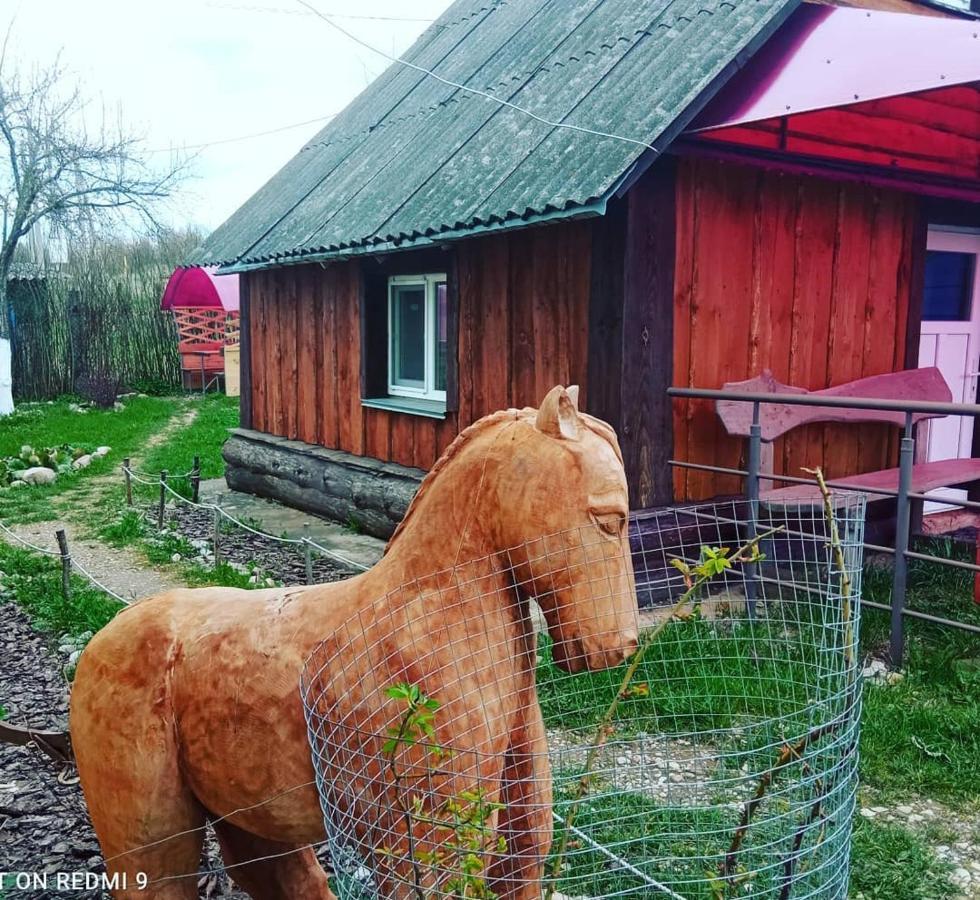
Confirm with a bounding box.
[244,219,592,470]
[672,157,919,501]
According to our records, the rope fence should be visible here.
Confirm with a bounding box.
[122,464,369,572]
[0,460,369,612]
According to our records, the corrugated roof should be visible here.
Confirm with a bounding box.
[195,0,800,272]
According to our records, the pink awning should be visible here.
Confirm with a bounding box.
[160,266,240,313]
[692,5,980,132]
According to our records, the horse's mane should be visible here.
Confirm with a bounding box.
[385,405,622,553]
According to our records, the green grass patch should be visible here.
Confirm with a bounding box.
[0,396,181,524]
[849,817,955,900]
[535,609,835,739]
[860,540,980,808]
[0,541,121,638]
[136,394,239,498]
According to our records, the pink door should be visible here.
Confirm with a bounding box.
[918,229,980,506]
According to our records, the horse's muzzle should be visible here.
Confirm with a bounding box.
[552,632,637,674]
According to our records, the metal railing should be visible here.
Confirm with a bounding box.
[667,387,980,665]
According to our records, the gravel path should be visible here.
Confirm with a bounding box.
[0,520,184,602]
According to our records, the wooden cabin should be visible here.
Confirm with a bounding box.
[194,0,980,538]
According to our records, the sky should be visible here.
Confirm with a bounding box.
[2,0,453,234]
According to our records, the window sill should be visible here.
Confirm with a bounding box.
[361,396,447,420]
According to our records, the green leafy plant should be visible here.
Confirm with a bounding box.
[382,682,505,900]
[0,442,90,484]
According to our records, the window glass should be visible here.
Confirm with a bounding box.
[922,251,975,322]
[392,284,426,387]
[434,281,448,392]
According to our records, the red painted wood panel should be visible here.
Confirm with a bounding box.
[246,219,592,473]
[249,273,267,434]
[296,268,317,444]
[697,85,980,183]
[673,157,918,501]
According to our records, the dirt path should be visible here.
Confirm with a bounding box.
[0,404,200,601]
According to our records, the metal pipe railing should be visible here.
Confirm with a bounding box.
[668,387,980,665]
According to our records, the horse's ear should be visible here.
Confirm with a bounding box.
[567,385,580,412]
[536,385,580,440]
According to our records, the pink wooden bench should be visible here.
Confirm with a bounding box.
[716,367,980,601]
[715,367,980,500]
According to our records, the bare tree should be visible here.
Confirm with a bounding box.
[0,36,186,411]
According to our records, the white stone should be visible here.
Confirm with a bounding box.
[859,808,875,819]
[170,553,181,563]
[72,455,93,470]
[20,466,57,485]
[93,446,111,458]
[862,659,888,679]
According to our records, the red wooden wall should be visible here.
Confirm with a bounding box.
[245,220,592,471]
[672,157,919,500]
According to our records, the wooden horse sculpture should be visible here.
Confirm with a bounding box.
[70,386,639,899]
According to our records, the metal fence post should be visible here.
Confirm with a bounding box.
[191,455,201,505]
[303,523,314,586]
[123,457,133,507]
[157,470,168,530]
[745,402,762,619]
[891,412,915,668]
[55,529,72,602]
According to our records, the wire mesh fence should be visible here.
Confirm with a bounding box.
[302,495,866,900]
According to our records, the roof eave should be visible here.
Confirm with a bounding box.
[214,199,610,275]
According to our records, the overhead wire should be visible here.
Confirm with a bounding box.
[144,114,339,155]
[292,0,658,153]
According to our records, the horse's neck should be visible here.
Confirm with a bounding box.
[380,425,506,579]
[365,421,536,648]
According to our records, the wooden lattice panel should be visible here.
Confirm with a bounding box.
[172,307,240,346]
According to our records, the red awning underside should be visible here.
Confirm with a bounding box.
[160,266,240,313]
[687,5,980,199]
[693,84,980,193]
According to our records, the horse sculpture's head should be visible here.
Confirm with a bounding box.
[499,386,639,674]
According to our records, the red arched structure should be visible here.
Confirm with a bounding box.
[161,266,241,391]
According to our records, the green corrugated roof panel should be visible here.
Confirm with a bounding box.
[195,0,799,271]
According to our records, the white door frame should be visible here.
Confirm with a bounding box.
[917,228,980,508]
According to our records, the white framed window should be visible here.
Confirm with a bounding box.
[387,273,448,403]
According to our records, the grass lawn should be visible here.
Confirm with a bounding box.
[0,396,182,524]
[860,544,980,809]
[138,394,239,486]
[0,540,121,636]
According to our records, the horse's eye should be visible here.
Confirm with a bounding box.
[595,513,624,536]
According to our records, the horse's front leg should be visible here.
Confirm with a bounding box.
[488,700,553,900]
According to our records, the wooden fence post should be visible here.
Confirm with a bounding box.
[213,495,222,567]
[303,522,313,586]
[158,470,168,530]
[55,529,71,602]
[123,457,133,507]
[191,456,201,504]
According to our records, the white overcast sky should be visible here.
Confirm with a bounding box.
[3,0,452,233]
